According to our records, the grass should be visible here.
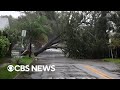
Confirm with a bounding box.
[0,56,33,79]
[19,56,33,65]
[103,58,120,63]
[0,64,18,79]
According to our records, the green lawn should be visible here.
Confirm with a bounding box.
[103,58,120,63]
[0,64,18,79]
[0,56,33,79]
[19,56,33,65]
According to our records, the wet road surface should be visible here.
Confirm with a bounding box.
[16,49,120,79]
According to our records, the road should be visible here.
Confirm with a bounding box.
[16,49,120,79]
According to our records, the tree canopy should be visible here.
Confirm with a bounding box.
[1,11,120,59]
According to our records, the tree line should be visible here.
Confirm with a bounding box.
[0,11,120,59]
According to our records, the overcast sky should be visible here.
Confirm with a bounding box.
[0,11,21,18]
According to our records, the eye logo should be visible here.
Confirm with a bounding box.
[7,65,14,72]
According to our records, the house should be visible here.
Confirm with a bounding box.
[0,17,10,32]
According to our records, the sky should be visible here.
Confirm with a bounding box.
[0,11,21,18]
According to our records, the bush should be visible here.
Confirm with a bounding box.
[0,36,10,57]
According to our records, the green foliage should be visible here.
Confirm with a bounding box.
[110,38,120,49]
[18,13,51,36]
[1,12,53,54]
[17,13,52,48]
[110,33,120,48]
[62,11,109,59]
[0,31,2,36]
[0,36,10,57]
[103,58,120,63]
[19,56,33,65]
[11,56,33,65]
[2,11,120,59]
[0,56,33,79]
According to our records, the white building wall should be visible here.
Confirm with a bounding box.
[0,17,10,31]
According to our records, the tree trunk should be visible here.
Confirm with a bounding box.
[29,42,32,57]
[115,47,118,58]
[29,38,32,57]
[6,43,13,57]
[47,46,65,49]
[34,35,61,56]
[111,48,114,59]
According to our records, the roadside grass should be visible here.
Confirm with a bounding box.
[0,56,33,79]
[0,64,18,79]
[103,58,120,63]
[19,56,33,65]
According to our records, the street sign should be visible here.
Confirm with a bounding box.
[21,30,26,37]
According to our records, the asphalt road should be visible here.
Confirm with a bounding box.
[16,49,120,79]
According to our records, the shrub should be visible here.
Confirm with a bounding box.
[0,36,10,57]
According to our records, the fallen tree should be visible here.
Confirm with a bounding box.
[21,34,61,56]
[21,11,71,57]
[34,34,61,56]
